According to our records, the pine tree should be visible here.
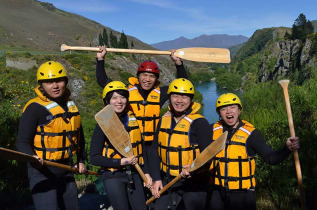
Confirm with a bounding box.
[291,13,314,40]
[103,28,109,46]
[109,31,118,48]
[118,31,129,49]
[98,33,104,46]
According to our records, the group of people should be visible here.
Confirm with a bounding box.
[16,46,300,210]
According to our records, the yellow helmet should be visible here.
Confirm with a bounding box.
[37,61,67,82]
[216,93,242,110]
[102,81,128,99]
[167,78,194,95]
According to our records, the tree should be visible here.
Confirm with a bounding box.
[291,13,314,40]
[98,33,104,46]
[109,31,118,48]
[118,31,129,49]
[131,41,134,49]
[102,28,109,46]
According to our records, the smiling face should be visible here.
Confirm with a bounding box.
[219,104,241,128]
[41,78,66,99]
[138,72,157,91]
[170,93,192,113]
[109,91,127,113]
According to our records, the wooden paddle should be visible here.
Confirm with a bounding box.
[0,147,99,176]
[95,105,148,184]
[60,44,231,63]
[146,131,228,205]
[279,79,306,210]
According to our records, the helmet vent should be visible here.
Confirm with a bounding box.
[109,86,113,88]
[233,98,236,101]
[40,72,44,76]
[58,70,63,74]
[48,62,52,65]
[174,86,178,89]
[190,88,193,91]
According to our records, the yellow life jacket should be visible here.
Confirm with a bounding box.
[23,86,81,161]
[128,77,160,142]
[210,120,256,190]
[102,110,144,172]
[158,102,203,177]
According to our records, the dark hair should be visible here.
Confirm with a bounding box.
[103,89,129,106]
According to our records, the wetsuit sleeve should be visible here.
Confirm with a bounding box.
[149,120,162,181]
[90,123,121,168]
[96,59,112,88]
[176,62,188,78]
[246,129,291,165]
[16,103,49,156]
[190,118,212,152]
[77,125,86,163]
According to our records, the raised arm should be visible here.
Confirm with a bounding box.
[96,46,113,88]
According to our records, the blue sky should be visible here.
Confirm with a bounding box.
[42,0,317,44]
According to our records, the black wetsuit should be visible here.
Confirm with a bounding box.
[206,120,291,210]
[149,107,212,210]
[16,100,85,210]
[90,112,149,210]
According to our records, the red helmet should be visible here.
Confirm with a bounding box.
[137,61,159,77]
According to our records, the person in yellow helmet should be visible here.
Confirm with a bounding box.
[149,78,212,210]
[206,93,300,210]
[95,46,188,168]
[16,61,86,210]
[90,81,152,210]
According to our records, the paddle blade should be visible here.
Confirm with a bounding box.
[189,131,227,172]
[95,105,134,157]
[175,48,230,63]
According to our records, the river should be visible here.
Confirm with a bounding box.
[195,82,228,124]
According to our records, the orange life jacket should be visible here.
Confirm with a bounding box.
[210,120,256,190]
[128,77,160,142]
[23,86,81,161]
[158,102,203,176]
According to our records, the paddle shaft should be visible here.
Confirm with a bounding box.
[61,44,171,55]
[146,174,182,205]
[134,163,148,184]
[0,147,98,176]
[279,80,306,209]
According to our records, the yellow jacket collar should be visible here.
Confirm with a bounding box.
[128,77,160,87]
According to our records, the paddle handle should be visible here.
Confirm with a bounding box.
[61,44,171,55]
[279,80,306,209]
[134,163,148,184]
[146,174,182,205]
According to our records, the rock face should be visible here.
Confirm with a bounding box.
[6,58,37,70]
[258,38,316,82]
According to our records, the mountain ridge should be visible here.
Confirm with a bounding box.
[151,34,249,50]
